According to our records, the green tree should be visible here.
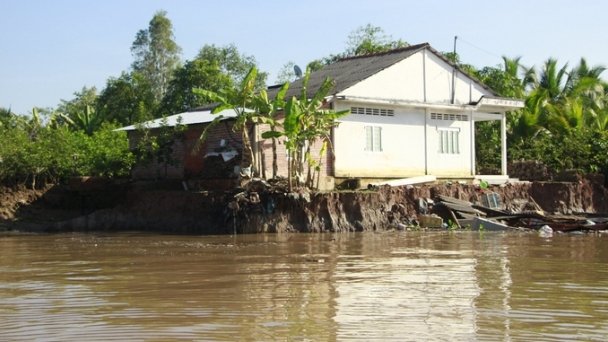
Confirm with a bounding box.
[157,59,234,115]
[525,58,606,136]
[564,58,607,129]
[79,123,134,178]
[306,24,408,71]
[57,86,98,124]
[131,10,182,103]
[59,105,109,136]
[0,107,14,128]
[345,23,408,56]
[96,71,156,126]
[275,61,298,85]
[133,116,186,179]
[196,44,267,90]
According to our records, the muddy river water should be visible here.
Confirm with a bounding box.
[1,231,608,341]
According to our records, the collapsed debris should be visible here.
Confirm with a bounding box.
[424,189,608,233]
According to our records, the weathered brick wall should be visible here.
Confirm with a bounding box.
[127,114,335,181]
[256,112,334,179]
[129,130,186,180]
[128,119,244,180]
[182,122,243,178]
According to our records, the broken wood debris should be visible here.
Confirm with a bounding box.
[428,193,608,233]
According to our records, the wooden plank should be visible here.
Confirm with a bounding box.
[437,195,474,207]
[439,202,484,215]
[448,208,461,229]
[529,196,545,215]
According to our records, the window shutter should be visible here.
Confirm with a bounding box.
[374,126,382,151]
[365,126,372,151]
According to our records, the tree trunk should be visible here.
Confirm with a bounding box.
[271,127,278,179]
[305,143,313,188]
[241,127,254,170]
[287,153,293,192]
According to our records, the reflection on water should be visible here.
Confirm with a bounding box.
[1,231,608,341]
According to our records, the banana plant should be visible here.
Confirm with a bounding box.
[251,82,289,179]
[59,105,109,136]
[192,67,258,172]
[262,67,349,190]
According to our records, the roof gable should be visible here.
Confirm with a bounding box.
[267,43,499,100]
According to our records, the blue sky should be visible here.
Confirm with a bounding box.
[1,0,606,115]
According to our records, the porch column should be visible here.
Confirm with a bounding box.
[470,111,475,175]
[501,111,507,176]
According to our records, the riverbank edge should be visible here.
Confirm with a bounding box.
[30,178,607,234]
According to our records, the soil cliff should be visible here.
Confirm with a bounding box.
[33,177,608,234]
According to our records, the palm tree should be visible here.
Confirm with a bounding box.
[527,58,607,134]
[565,58,607,129]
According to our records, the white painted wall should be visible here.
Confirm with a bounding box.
[425,110,472,176]
[340,48,493,105]
[333,101,426,177]
[340,52,425,102]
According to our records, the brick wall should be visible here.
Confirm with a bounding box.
[129,119,244,180]
[129,130,186,180]
[256,111,334,179]
[128,114,335,181]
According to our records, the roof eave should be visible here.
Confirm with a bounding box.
[333,95,524,112]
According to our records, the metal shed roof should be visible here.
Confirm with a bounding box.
[114,108,241,131]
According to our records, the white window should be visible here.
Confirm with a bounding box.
[365,126,382,152]
[438,128,460,154]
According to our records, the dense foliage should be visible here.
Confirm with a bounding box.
[469,57,608,176]
[0,114,133,188]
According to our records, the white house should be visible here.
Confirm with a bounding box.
[266,42,524,186]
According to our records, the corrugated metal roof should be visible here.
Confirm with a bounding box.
[114,108,241,131]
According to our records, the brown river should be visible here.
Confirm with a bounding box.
[1,231,608,341]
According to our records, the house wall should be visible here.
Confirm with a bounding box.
[255,112,333,180]
[331,48,492,178]
[128,120,245,180]
[127,116,332,183]
[332,103,474,178]
[129,131,186,180]
[333,101,426,178]
[424,109,473,176]
[340,48,492,105]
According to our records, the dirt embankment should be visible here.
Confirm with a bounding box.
[24,177,606,234]
[0,179,128,233]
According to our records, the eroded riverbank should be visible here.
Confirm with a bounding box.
[2,176,605,234]
[0,178,608,234]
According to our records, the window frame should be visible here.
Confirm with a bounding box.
[437,127,460,155]
[364,125,383,152]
